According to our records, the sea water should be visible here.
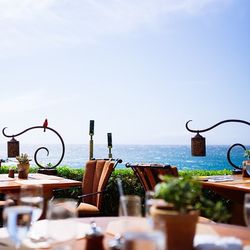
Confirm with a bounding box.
[0,144,248,171]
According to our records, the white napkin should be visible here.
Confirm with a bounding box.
[15,179,59,185]
[207,176,234,182]
[0,220,91,249]
[194,235,243,250]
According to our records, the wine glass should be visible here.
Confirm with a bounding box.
[19,184,44,223]
[47,198,78,250]
[244,193,250,227]
[3,205,33,249]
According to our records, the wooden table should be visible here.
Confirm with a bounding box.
[0,173,82,198]
[0,217,249,249]
[200,175,250,226]
[46,217,250,249]
[0,173,82,218]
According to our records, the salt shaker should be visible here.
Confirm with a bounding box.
[108,234,123,250]
[85,221,104,250]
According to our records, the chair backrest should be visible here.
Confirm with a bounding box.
[82,159,121,210]
[126,163,178,191]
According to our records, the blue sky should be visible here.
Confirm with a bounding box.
[0,0,249,146]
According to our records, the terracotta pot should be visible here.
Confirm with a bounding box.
[151,206,199,250]
[17,163,30,179]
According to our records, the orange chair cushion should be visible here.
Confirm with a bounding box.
[77,202,100,217]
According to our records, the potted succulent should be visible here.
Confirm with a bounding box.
[151,175,229,250]
[16,153,31,179]
[151,175,201,250]
[243,149,250,177]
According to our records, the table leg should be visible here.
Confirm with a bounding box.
[230,202,246,226]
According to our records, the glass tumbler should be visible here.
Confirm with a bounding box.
[47,199,77,250]
[145,191,155,217]
[119,195,142,217]
[122,231,165,250]
[244,193,250,227]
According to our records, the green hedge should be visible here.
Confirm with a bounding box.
[56,167,232,222]
[0,165,232,222]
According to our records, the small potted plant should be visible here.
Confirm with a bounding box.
[243,149,250,177]
[150,175,201,250]
[16,153,31,179]
[151,175,228,250]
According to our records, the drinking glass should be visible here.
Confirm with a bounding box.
[3,205,33,249]
[145,191,155,217]
[244,193,250,227]
[19,184,44,223]
[119,195,142,217]
[122,231,165,250]
[246,164,250,176]
[118,195,144,235]
[47,198,77,250]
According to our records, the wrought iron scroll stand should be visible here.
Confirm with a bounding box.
[186,119,250,174]
[2,126,65,171]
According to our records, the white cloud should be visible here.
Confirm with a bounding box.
[0,0,231,57]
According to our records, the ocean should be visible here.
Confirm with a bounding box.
[0,144,248,171]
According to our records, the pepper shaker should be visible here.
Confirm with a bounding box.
[8,169,15,178]
[85,221,104,250]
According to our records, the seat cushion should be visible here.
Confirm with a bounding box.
[77,202,100,217]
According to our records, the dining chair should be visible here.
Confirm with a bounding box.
[77,158,122,217]
[52,158,122,217]
[125,163,179,192]
[126,163,216,224]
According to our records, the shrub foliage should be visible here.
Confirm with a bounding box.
[0,165,232,222]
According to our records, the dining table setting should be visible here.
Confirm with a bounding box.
[198,174,250,226]
[0,193,249,250]
[0,175,249,250]
[0,173,82,194]
[0,216,250,250]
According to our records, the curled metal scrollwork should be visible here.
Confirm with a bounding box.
[2,126,65,169]
[227,143,246,171]
[186,119,250,172]
[186,119,250,134]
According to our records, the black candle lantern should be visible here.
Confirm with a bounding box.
[89,120,95,160]
[107,133,112,159]
[107,133,112,147]
[89,120,94,136]
[7,137,20,158]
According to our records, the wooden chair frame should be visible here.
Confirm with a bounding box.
[53,158,122,217]
[126,163,178,191]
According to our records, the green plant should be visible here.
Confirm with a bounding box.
[154,175,230,222]
[154,175,202,213]
[244,149,250,160]
[16,153,30,164]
